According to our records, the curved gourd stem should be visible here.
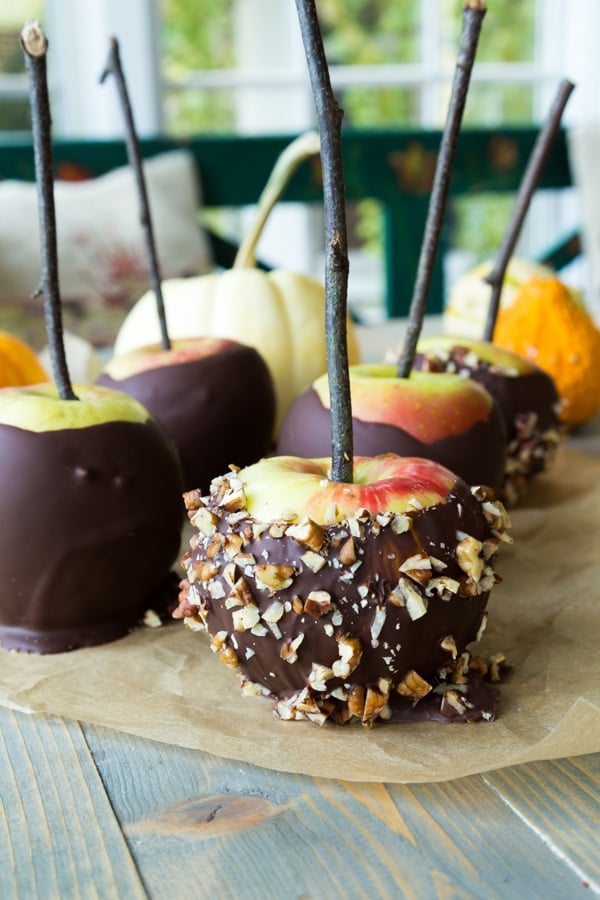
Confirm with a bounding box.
[234,131,321,269]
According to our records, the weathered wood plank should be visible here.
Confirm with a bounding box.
[83,722,593,899]
[0,709,146,900]
[482,755,600,893]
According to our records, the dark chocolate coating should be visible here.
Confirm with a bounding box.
[180,470,506,724]
[99,345,276,493]
[277,387,507,493]
[0,418,184,653]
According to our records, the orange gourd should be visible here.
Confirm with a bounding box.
[494,277,600,427]
[0,331,48,387]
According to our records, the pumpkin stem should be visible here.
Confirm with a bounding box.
[233,131,321,270]
[295,0,353,484]
[482,78,574,342]
[100,36,171,351]
[396,0,486,380]
[21,21,78,402]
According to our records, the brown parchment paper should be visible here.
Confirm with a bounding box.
[0,446,599,784]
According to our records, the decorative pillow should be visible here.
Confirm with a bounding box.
[0,150,213,348]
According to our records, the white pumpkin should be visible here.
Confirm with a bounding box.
[113,132,361,432]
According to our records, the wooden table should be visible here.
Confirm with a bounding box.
[1,328,599,899]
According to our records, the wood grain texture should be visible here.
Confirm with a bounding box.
[482,755,600,892]
[0,708,146,900]
[83,722,597,899]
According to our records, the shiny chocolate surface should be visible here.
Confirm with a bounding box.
[0,418,183,653]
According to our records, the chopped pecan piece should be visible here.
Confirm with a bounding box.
[286,518,326,551]
[396,669,432,699]
[255,563,295,591]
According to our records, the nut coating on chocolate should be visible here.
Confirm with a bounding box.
[0,418,183,653]
[99,343,276,492]
[176,460,511,726]
[414,343,563,505]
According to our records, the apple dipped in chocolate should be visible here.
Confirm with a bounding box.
[99,336,275,492]
[278,0,504,492]
[96,38,275,491]
[277,365,506,493]
[177,454,510,726]
[411,336,562,506]
[406,80,574,504]
[176,0,510,726]
[0,23,184,653]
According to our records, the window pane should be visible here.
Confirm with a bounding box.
[0,1,44,131]
[161,0,236,133]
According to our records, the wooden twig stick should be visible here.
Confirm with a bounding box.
[21,21,77,401]
[482,78,575,341]
[295,0,353,483]
[100,36,171,351]
[396,0,486,379]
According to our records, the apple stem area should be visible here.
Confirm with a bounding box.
[100,36,171,353]
[295,0,354,484]
[482,77,575,343]
[21,22,78,402]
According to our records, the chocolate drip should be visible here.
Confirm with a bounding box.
[277,387,507,492]
[0,418,183,653]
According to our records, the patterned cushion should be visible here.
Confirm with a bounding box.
[0,150,212,348]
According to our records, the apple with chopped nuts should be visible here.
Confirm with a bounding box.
[98,336,276,491]
[408,335,563,505]
[175,453,511,726]
[277,365,507,494]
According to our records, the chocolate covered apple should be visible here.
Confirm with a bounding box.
[177,0,509,726]
[403,81,574,504]
[98,336,275,491]
[410,336,562,505]
[0,384,184,652]
[279,0,500,492]
[277,365,507,493]
[98,38,276,489]
[175,454,510,725]
[0,23,184,653]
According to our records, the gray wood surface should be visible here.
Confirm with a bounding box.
[1,705,597,899]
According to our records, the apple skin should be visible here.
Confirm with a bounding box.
[237,453,457,523]
[277,366,507,493]
[177,454,510,725]
[413,336,563,504]
[0,384,184,653]
[98,337,276,492]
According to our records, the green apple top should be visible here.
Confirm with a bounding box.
[312,365,496,444]
[232,454,458,525]
[0,384,151,431]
